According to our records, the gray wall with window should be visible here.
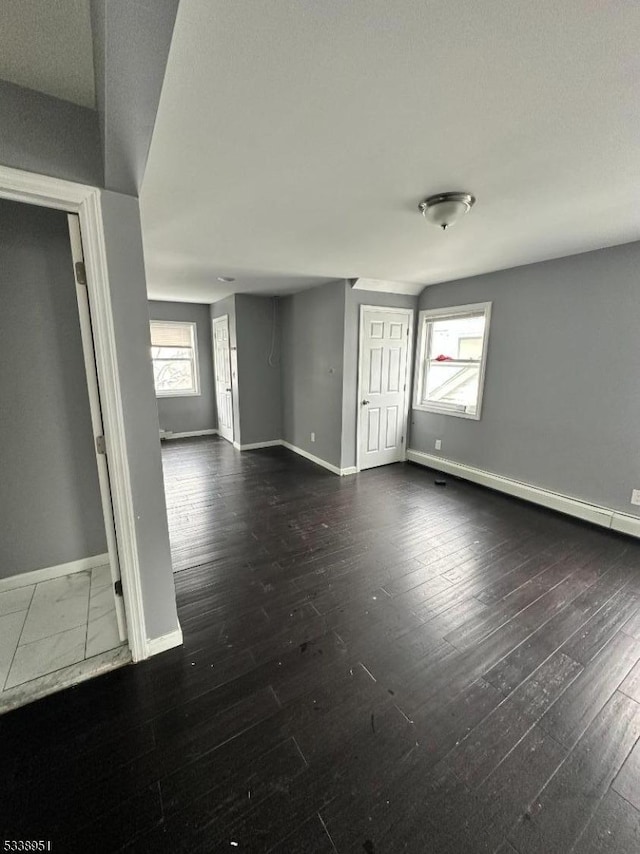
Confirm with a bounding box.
[0,199,107,579]
[148,300,217,435]
[410,240,640,516]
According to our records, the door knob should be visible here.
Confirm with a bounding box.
[226,387,232,392]
[361,399,370,405]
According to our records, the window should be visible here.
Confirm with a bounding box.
[150,320,200,397]
[413,302,491,419]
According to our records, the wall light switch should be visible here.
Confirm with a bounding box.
[631,489,640,506]
[435,439,442,451]
[311,432,315,443]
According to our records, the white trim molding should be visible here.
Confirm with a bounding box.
[146,624,184,656]
[407,449,640,539]
[0,553,110,594]
[79,189,149,662]
[161,429,218,440]
[610,513,640,539]
[281,441,356,476]
[236,439,282,451]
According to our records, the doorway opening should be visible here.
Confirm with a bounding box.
[0,199,129,713]
[212,314,235,444]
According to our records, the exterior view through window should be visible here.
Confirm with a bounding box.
[414,303,491,419]
[150,320,200,396]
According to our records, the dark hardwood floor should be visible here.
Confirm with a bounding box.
[2,436,640,852]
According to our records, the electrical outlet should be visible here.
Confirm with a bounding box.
[631,489,640,506]
[435,439,442,451]
[311,432,315,443]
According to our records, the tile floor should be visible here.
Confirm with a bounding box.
[0,566,125,704]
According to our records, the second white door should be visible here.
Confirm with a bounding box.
[357,306,413,470]
[213,315,234,443]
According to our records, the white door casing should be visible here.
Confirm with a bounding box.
[357,306,414,471]
[0,163,151,661]
[213,315,234,443]
[68,214,127,641]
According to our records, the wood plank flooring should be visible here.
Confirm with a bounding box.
[2,436,640,853]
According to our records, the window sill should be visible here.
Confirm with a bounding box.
[412,402,481,421]
[156,391,201,399]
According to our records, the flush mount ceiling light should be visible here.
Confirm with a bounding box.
[217,276,235,282]
[418,192,476,230]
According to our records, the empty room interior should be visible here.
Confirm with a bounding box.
[1,2,640,852]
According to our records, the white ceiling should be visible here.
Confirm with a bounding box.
[141,0,640,304]
[0,0,95,108]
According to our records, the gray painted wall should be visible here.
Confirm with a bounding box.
[341,286,418,470]
[0,80,103,186]
[91,0,180,194]
[280,280,346,468]
[0,1,178,194]
[148,300,217,435]
[211,296,241,444]
[411,241,640,517]
[0,199,106,579]
[210,294,282,447]
[100,191,179,640]
[235,295,282,445]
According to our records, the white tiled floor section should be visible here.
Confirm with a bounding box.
[0,566,125,696]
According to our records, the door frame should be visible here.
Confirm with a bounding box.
[212,314,234,444]
[0,164,148,661]
[356,305,415,473]
[68,213,127,642]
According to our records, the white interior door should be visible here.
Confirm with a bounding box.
[67,214,127,641]
[213,315,234,443]
[357,306,413,471]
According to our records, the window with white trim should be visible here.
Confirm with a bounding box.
[150,320,200,397]
[413,302,491,419]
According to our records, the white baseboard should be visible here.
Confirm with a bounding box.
[407,449,640,539]
[207,435,357,477]
[146,623,183,657]
[280,440,356,476]
[236,439,283,451]
[0,553,110,593]
[161,428,217,440]
[610,512,640,539]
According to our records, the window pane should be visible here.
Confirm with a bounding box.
[153,359,195,393]
[150,322,194,348]
[424,361,481,413]
[151,346,192,360]
[149,320,199,396]
[458,336,483,360]
[428,314,485,361]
